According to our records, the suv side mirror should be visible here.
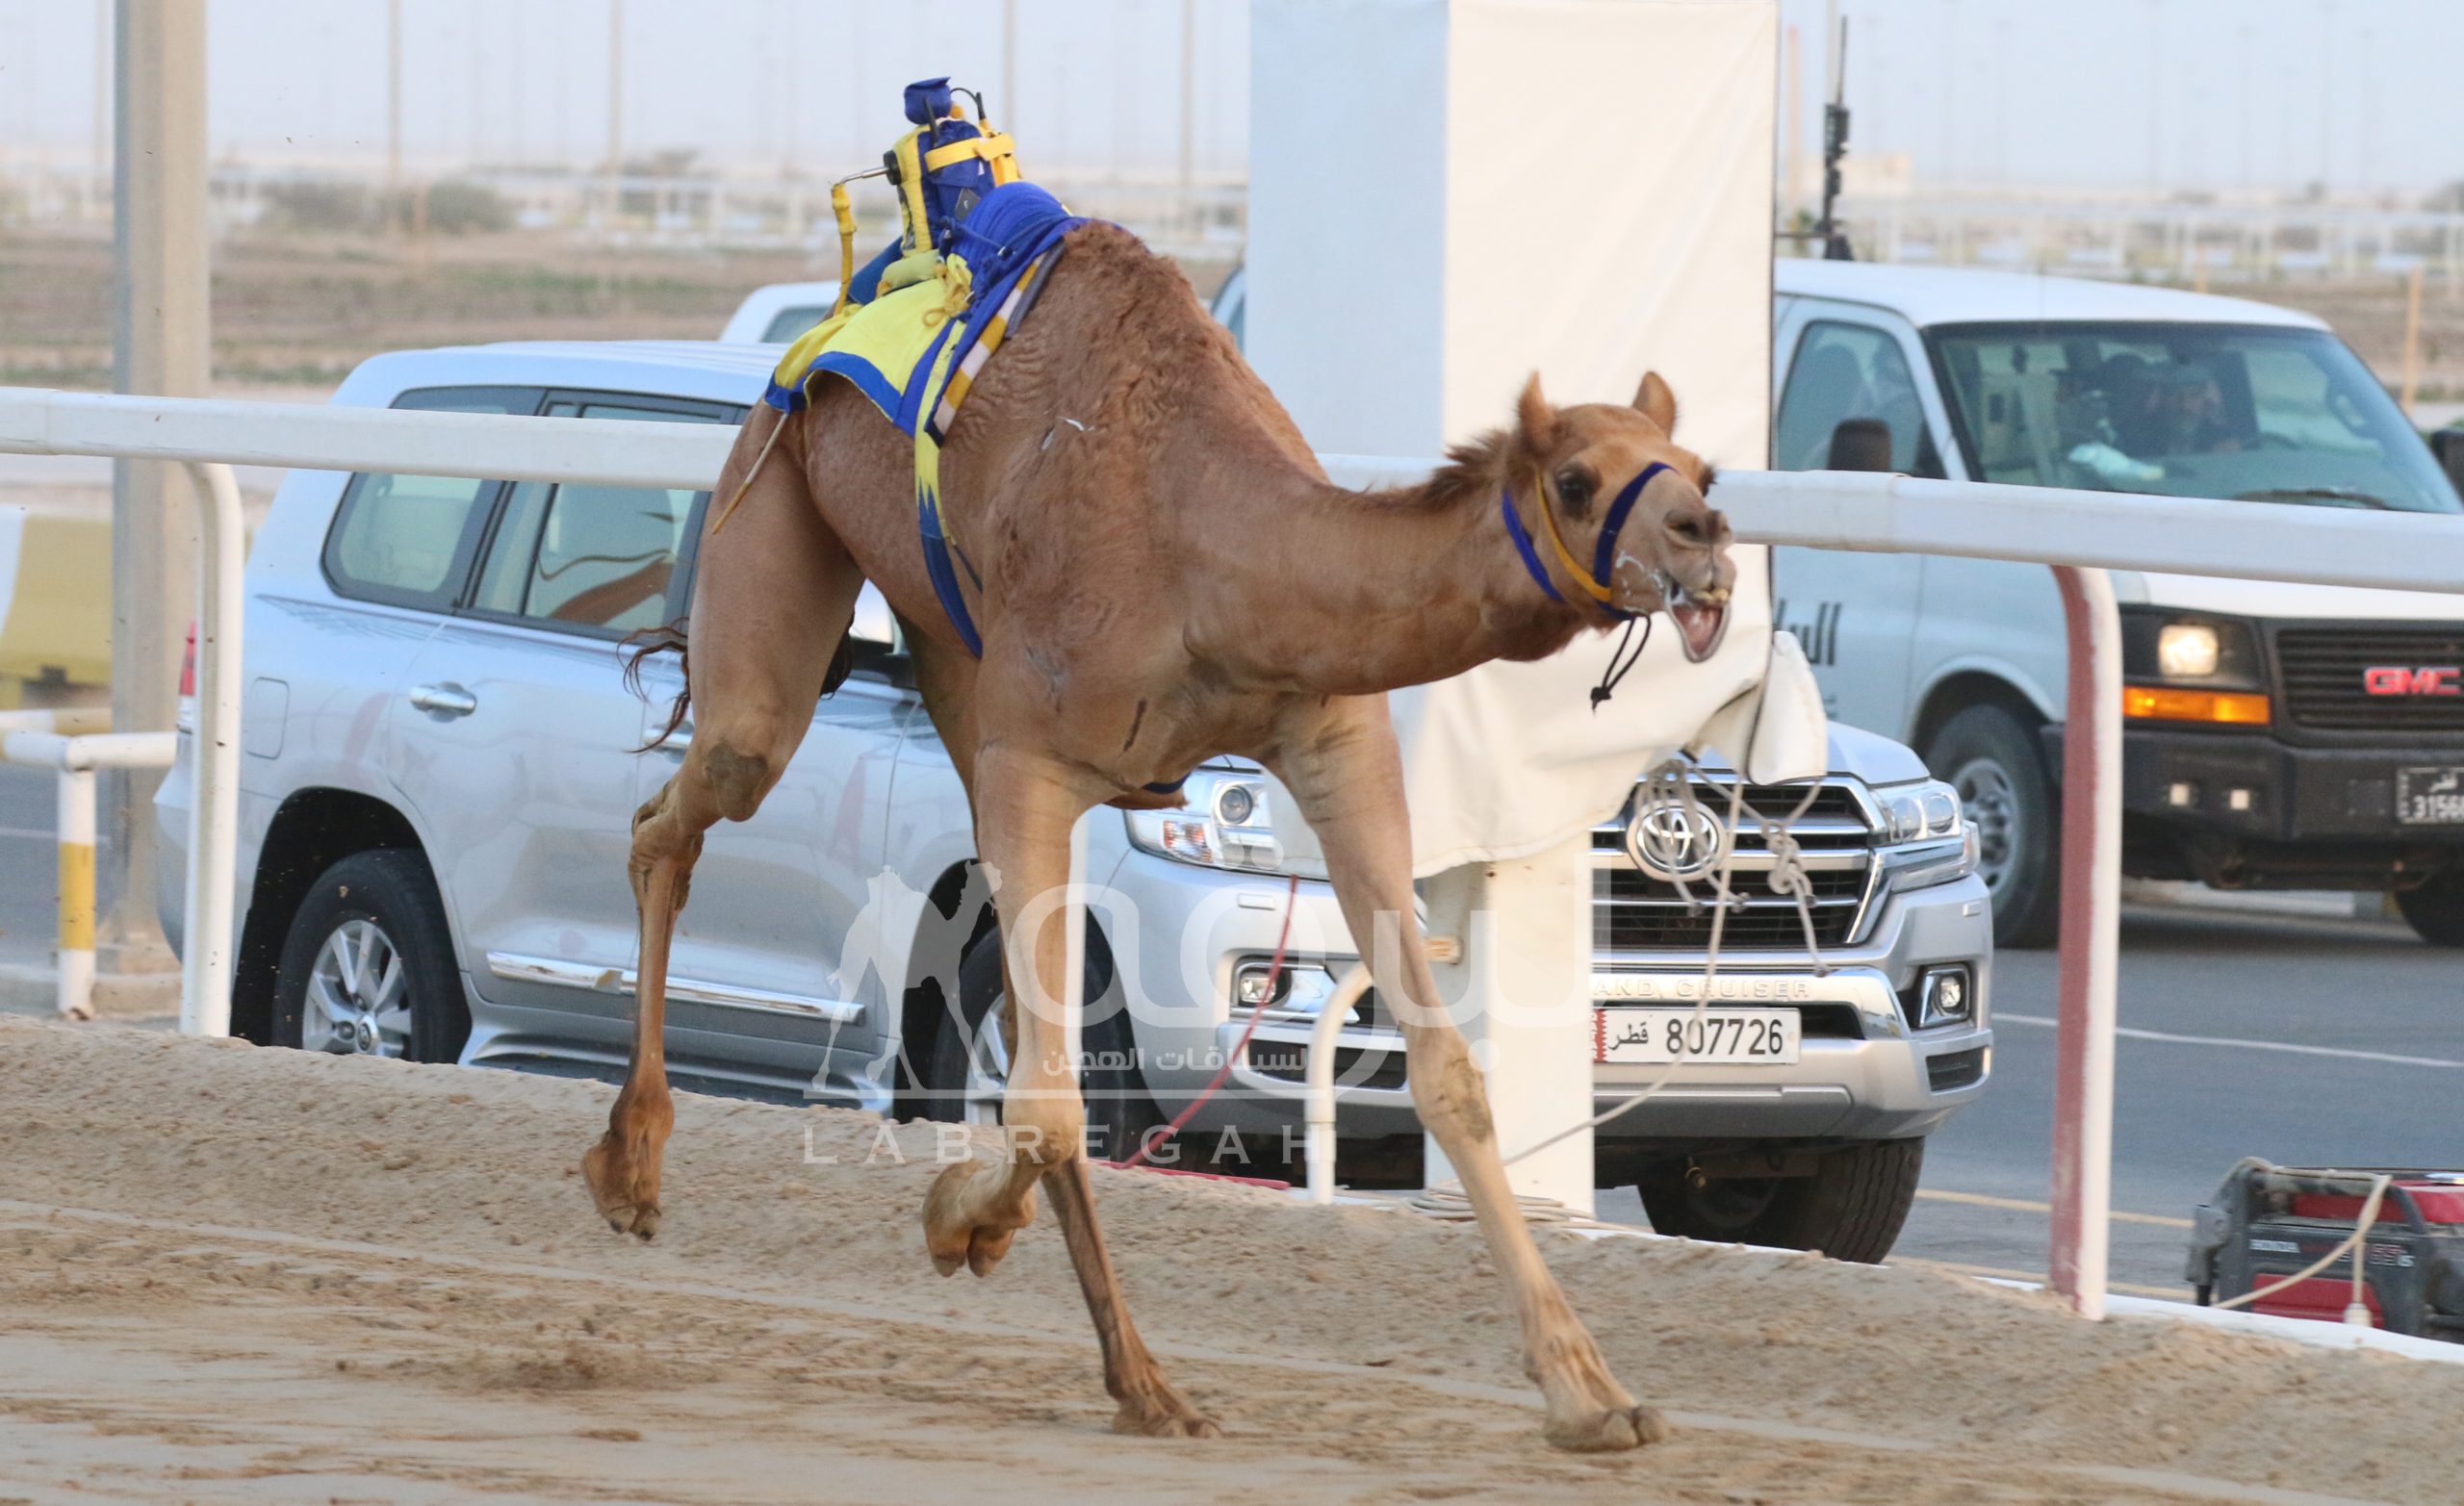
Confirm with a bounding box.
[1827,418,1896,473]
[2430,428,2464,497]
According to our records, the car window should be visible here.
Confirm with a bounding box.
[761,307,831,343]
[1775,319,1942,476]
[323,387,537,610]
[1929,321,2461,512]
[470,400,729,636]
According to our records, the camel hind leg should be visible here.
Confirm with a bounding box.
[582,405,863,1237]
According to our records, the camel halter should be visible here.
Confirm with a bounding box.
[1499,460,1672,622]
[1502,461,1675,709]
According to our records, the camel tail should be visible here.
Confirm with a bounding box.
[622,623,694,754]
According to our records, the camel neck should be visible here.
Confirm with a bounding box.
[1201,463,1591,696]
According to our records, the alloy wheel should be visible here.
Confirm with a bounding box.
[303,919,412,1058]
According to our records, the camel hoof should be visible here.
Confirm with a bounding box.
[600,1204,660,1240]
[1542,1404,1669,1453]
[581,1136,661,1240]
[1113,1399,1222,1439]
[923,1159,1035,1278]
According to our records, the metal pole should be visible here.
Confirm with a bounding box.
[1178,0,1197,195]
[179,462,244,1037]
[605,0,624,225]
[2049,565,2121,1320]
[1002,0,1018,129]
[107,0,207,977]
[386,0,402,210]
[90,1,110,219]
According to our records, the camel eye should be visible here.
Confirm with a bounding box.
[1554,467,1597,518]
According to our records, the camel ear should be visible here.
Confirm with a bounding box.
[1516,372,1558,455]
[1633,370,1678,434]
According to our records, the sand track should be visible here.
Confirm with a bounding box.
[0,1015,2453,1505]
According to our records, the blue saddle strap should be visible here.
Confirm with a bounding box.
[918,490,983,658]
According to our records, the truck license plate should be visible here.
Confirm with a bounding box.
[2397,767,2464,826]
[1595,1008,1801,1065]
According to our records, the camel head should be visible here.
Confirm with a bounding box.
[1508,370,1735,662]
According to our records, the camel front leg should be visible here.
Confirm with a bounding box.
[921,742,1217,1437]
[1269,700,1666,1453]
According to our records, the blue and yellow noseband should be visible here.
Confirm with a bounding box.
[1500,461,1674,621]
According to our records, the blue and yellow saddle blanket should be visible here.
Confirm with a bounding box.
[760,180,1081,440]
[758,80,1086,659]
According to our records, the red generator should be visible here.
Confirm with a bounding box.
[2187,1163,2464,1340]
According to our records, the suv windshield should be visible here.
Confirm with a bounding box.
[1929,320,2461,514]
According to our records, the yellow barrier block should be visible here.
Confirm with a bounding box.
[58,840,95,952]
[0,511,116,698]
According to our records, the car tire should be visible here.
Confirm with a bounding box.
[927,928,1170,1164]
[271,850,470,1063]
[1926,703,2061,948]
[1635,1137,1924,1264]
[2395,869,2464,948]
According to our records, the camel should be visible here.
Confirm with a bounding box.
[582,220,1737,1450]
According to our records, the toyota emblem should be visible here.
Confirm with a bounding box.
[1625,794,1728,882]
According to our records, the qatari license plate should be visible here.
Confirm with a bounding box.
[2397,767,2464,827]
[1594,1008,1800,1065]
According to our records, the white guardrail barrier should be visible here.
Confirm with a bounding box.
[0,710,175,1020]
[10,390,2464,1322]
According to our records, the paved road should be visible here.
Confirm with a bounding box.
[1596,905,2463,1299]
[0,765,55,970]
[9,756,2454,1304]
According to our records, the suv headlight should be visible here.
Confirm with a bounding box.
[1873,778,1976,893]
[1124,770,1286,873]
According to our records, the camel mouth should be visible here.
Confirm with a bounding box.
[1668,585,1729,663]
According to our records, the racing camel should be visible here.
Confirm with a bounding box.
[582,220,1736,1450]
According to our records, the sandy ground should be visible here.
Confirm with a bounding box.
[1,1016,2458,1506]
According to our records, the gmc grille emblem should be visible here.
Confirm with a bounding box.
[2364,666,2464,697]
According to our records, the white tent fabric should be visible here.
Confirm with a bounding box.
[1250,1,1796,878]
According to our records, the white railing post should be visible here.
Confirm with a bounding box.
[2,726,175,1021]
[180,460,244,1037]
[56,764,96,1021]
[2049,566,2122,1320]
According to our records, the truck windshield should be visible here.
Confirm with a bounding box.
[1928,321,2462,514]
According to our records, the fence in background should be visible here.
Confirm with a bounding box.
[0,709,172,1019]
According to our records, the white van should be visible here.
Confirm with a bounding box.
[1766,259,2464,947]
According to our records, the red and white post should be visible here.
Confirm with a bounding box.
[2049,566,2122,1319]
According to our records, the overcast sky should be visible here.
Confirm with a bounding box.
[2,0,2459,194]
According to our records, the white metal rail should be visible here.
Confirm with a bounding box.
[10,391,2461,1325]
[0,710,169,1021]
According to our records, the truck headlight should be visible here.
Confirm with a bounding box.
[1124,771,1286,873]
[2120,609,2263,687]
[2158,623,2221,679]
[1874,778,1975,893]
